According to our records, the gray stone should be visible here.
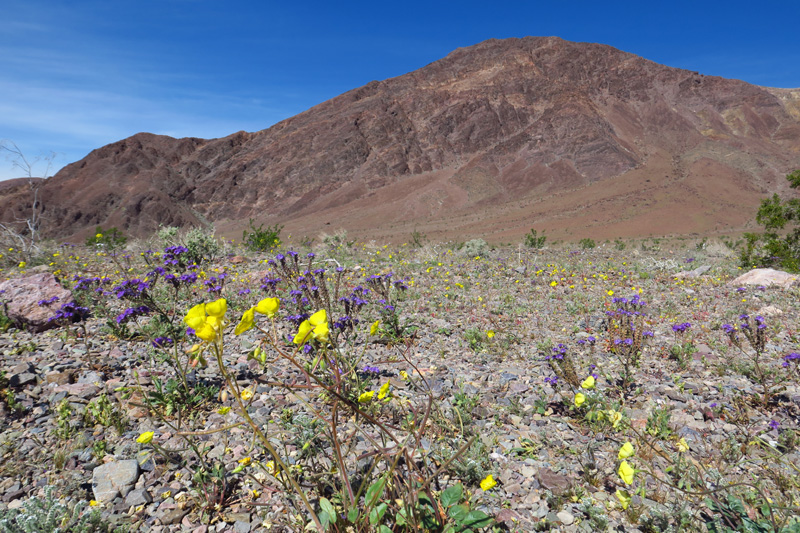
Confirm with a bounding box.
[92,459,140,503]
[536,467,571,495]
[730,268,799,289]
[557,510,575,525]
[124,488,152,507]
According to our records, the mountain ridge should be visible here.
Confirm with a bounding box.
[2,36,799,242]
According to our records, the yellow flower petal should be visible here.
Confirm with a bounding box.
[574,393,586,407]
[480,475,497,491]
[205,298,227,318]
[618,442,634,460]
[312,321,330,343]
[377,381,390,400]
[358,391,375,403]
[618,460,635,485]
[293,320,313,345]
[184,303,207,326]
[677,437,689,453]
[370,320,380,336]
[615,489,631,509]
[136,431,154,444]
[581,375,595,389]
[255,297,279,318]
[235,307,256,335]
[308,309,326,326]
[241,389,254,401]
[195,323,218,342]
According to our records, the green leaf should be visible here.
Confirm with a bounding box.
[319,497,336,520]
[369,502,388,525]
[377,526,392,533]
[347,508,358,523]
[396,508,407,527]
[319,510,331,531]
[464,509,493,527]
[448,503,469,522]
[440,484,463,508]
[365,477,386,508]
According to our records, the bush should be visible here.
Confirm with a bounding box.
[242,219,283,252]
[524,229,547,249]
[183,227,220,265]
[579,238,596,249]
[740,170,800,272]
[459,238,489,258]
[85,226,127,250]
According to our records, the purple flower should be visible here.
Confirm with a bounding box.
[544,376,558,386]
[116,305,151,325]
[37,296,60,306]
[672,322,692,334]
[769,420,780,430]
[152,337,174,348]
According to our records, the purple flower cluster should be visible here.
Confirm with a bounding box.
[152,337,174,348]
[112,279,151,300]
[333,315,359,332]
[115,305,151,324]
[672,322,692,333]
[783,352,800,367]
[362,365,380,375]
[544,375,558,386]
[72,275,110,292]
[50,302,90,323]
[545,343,568,361]
[162,245,189,267]
[577,336,596,346]
[37,296,60,306]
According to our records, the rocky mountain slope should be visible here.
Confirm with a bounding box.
[2,36,800,242]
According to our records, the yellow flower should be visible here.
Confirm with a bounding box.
[615,489,631,509]
[618,442,634,460]
[89,500,99,507]
[238,457,251,466]
[255,297,279,318]
[358,390,375,403]
[618,460,635,485]
[480,475,497,491]
[136,431,154,444]
[581,375,595,389]
[487,330,495,339]
[607,409,623,429]
[18,261,26,268]
[95,233,103,239]
[550,280,557,287]
[217,406,231,415]
[241,388,254,401]
[234,307,256,335]
[370,320,380,336]
[677,437,689,453]
[265,461,279,475]
[607,290,614,296]
[399,370,409,380]
[293,309,329,344]
[161,490,171,499]
[574,393,586,407]
[184,299,228,342]
[377,381,390,400]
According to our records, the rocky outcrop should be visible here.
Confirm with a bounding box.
[0,273,73,331]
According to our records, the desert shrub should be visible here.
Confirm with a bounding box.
[85,226,127,250]
[182,227,220,264]
[578,238,596,249]
[156,225,179,245]
[242,218,283,251]
[739,169,800,272]
[460,238,488,257]
[524,228,547,249]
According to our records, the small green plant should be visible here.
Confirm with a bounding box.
[145,377,218,418]
[614,239,626,251]
[524,229,547,249]
[645,406,673,439]
[0,485,125,533]
[85,226,127,250]
[83,394,127,435]
[54,399,77,440]
[410,228,428,248]
[460,238,489,258]
[579,238,596,249]
[183,227,220,264]
[242,218,283,251]
[739,169,800,272]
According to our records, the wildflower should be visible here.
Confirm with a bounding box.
[238,457,252,466]
[255,297,280,318]
[399,370,409,380]
[241,388,254,401]
[184,299,227,342]
[615,489,632,509]
[574,393,586,407]
[769,420,780,431]
[487,330,495,339]
[607,290,614,296]
[607,409,623,429]
[293,309,330,345]
[581,375,595,389]
[18,261,26,269]
[370,320,380,336]
[377,381,390,400]
[95,233,103,239]
[618,442,634,460]
[358,390,375,403]
[89,500,99,507]
[234,307,256,335]
[618,461,635,485]
[480,475,497,491]
[217,406,231,415]
[676,437,689,453]
[136,431,154,444]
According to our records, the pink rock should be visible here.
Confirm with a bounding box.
[0,272,73,331]
[730,268,799,289]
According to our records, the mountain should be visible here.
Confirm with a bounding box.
[2,36,800,243]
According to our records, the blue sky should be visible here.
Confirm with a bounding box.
[2,0,799,180]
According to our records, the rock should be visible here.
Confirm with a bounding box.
[0,273,73,331]
[674,265,711,278]
[92,459,140,503]
[536,467,572,495]
[124,488,153,507]
[730,268,799,289]
[557,510,575,525]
